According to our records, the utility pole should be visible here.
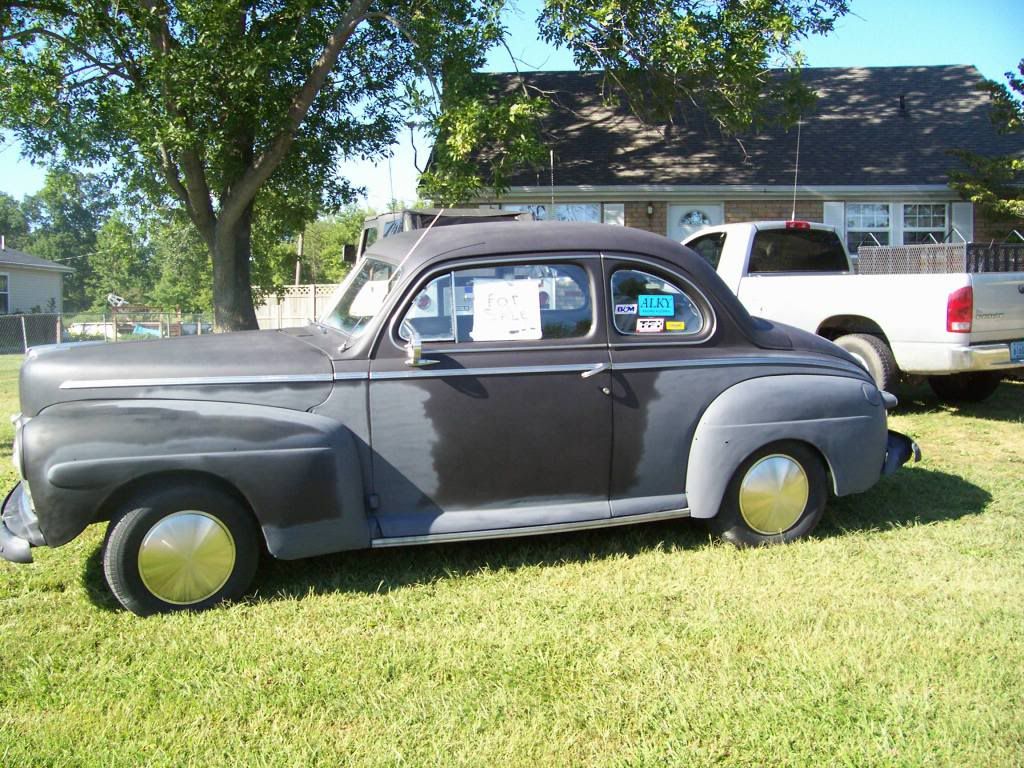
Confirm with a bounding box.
[294,232,304,286]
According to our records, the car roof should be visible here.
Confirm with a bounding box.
[365,220,708,272]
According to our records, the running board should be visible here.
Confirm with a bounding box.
[370,507,691,548]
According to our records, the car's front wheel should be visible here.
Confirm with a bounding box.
[102,485,260,616]
[708,441,828,547]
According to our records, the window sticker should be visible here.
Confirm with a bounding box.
[636,317,665,333]
[638,295,675,317]
[470,279,543,341]
[348,279,390,317]
[665,320,687,331]
[615,303,638,315]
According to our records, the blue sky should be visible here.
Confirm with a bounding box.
[0,0,1020,208]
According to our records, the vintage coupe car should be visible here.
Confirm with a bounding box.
[2,222,919,615]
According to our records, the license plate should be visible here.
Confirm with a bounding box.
[1011,340,1024,362]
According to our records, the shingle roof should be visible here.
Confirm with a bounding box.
[490,65,1023,188]
[0,246,74,273]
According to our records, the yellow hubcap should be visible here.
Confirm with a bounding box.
[138,511,236,605]
[738,454,809,535]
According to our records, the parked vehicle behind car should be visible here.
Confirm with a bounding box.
[3,222,918,615]
[683,221,1024,401]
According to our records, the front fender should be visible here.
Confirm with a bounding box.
[685,374,888,519]
[22,399,368,558]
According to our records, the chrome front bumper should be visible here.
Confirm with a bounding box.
[882,430,922,476]
[0,484,43,564]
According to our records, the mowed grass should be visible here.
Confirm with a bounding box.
[1,351,1022,767]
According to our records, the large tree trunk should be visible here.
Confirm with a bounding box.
[211,202,259,332]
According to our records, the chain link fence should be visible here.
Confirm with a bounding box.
[0,312,212,354]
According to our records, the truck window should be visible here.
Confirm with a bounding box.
[748,229,849,274]
[687,232,726,269]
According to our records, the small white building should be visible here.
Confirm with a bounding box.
[0,240,73,314]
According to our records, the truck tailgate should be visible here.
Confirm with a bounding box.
[970,272,1024,342]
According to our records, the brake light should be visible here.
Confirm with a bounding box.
[785,220,811,230]
[946,286,973,333]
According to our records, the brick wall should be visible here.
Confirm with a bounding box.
[973,205,1024,243]
[724,200,824,223]
[624,201,667,234]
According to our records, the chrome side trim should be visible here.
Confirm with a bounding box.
[610,355,865,376]
[370,507,690,548]
[333,371,370,381]
[59,373,334,390]
[370,363,597,381]
[426,342,608,354]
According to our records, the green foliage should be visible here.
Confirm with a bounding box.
[949,59,1024,222]
[0,191,29,248]
[20,169,113,312]
[86,212,153,309]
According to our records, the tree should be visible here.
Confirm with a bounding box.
[949,59,1024,222]
[87,211,153,308]
[1,1,848,329]
[21,169,113,312]
[0,191,29,248]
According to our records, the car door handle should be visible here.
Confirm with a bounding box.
[581,362,610,379]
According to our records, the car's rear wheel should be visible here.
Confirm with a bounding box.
[928,372,1002,403]
[102,485,260,616]
[833,333,897,393]
[708,441,828,547]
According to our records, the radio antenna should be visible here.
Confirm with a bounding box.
[549,149,555,213]
[791,116,802,221]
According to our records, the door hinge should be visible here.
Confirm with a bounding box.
[366,493,380,511]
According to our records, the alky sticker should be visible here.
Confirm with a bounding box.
[636,317,665,333]
[638,294,675,317]
[615,303,638,315]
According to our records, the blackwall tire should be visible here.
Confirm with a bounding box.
[928,372,1002,403]
[102,485,260,617]
[708,441,828,547]
[833,333,898,393]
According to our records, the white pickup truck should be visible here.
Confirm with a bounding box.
[683,221,1024,402]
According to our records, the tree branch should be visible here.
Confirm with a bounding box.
[219,0,372,228]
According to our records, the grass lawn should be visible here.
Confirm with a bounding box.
[1,352,1022,766]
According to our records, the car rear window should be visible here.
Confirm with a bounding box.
[748,229,849,274]
[611,269,705,337]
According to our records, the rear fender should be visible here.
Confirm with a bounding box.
[685,374,888,519]
[23,399,368,558]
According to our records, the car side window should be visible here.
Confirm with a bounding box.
[400,262,592,343]
[687,232,726,269]
[611,269,705,336]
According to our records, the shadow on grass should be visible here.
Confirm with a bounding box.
[81,465,990,611]
[890,378,1024,423]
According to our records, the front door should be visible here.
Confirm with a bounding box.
[667,203,724,241]
[367,256,613,540]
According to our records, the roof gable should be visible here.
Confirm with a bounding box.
[0,246,75,273]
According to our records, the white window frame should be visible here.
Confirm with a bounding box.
[845,202,892,252]
[901,203,949,244]
[0,273,9,315]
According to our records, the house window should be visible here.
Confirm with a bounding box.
[846,203,891,252]
[0,274,8,314]
[500,203,624,225]
[902,204,947,244]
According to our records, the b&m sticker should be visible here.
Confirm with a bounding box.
[615,303,638,315]
[665,320,686,331]
[636,317,664,333]
[638,295,674,317]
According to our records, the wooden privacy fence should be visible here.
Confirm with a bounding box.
[255,284,340,329]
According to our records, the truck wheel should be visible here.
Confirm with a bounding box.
[708,441,828,547]
[833,333,897,392]
[102,485,260,617]
[928,372,1002,403]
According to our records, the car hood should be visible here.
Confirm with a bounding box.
[19,330,335,417]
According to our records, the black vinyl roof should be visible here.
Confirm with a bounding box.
[484,65,1023,188]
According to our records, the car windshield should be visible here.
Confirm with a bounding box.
[321,258,402,338]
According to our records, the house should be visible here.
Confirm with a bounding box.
[0,236,73,314]
[476,66,1024,248]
